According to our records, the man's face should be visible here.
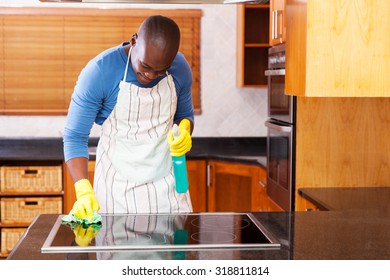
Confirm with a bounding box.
[130,36,174,85]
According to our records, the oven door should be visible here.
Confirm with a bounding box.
[265,119,294,212]
[265,68,293,124]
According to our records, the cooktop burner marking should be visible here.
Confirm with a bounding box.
[190,231,238,243]
[190,216,250,229]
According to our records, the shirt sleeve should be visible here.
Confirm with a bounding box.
[172,53,195,124]
[63,60,105,162]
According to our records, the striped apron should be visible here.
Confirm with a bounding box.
[93,46,192,214]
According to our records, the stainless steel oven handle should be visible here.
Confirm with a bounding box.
[264,69,285,76]
[265,120,292,133]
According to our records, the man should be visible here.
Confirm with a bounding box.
[63,15,194,222]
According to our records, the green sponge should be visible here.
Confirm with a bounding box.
[61,210,102,225]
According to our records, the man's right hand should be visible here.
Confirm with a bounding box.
[72,179,100,222]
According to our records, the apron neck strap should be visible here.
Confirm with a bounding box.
[123,45,133,82]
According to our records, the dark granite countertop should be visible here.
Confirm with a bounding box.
[7,209,390,260]
[0,138,65,162]
[299,187,390,211]
[0,137,267,167]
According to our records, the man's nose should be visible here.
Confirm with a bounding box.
[146,70,165,79]
[145,71,158,79]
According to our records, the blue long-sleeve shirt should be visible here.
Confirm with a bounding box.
[63,43,194,162]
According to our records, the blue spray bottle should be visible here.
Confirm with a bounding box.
[172,124,189,193]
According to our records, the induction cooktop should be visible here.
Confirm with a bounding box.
[41,213,280,253]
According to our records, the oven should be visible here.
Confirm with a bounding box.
[265,44,295,212]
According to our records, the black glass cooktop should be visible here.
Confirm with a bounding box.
[41,213,280,253]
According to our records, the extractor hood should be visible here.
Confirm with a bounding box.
[39,0,269,4]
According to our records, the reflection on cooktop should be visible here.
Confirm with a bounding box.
[191,216,250,229]
[42,213,280,253]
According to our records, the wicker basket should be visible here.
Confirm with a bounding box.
[0,166,62,193]
[0,197,62,224]
[1,228,26,255]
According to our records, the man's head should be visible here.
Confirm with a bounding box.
[130,15,181,84]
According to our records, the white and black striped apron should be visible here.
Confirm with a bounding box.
[93,46,192,214]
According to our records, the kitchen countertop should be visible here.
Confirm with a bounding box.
[7,209,390,260]
[0,137,267,167]
[5,138,390,259]
[299,187,390,211]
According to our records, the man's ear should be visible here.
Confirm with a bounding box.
[130,33,138,46]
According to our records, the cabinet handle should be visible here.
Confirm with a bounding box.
[259,181,266,188]
[272,10,283,41]
[207,164,212,187]
[271,10,276,40]
[274,10,278,40]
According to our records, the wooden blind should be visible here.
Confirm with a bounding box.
[0,8,202,115]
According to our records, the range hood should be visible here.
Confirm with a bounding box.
[39,0,268,4]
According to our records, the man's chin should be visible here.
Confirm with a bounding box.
[137,74,153,84]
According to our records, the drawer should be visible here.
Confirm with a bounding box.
[1,228,26,256]
[0,197,62,224]
[0,165,62,193]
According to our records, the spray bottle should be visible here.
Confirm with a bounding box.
[171,124,189,193]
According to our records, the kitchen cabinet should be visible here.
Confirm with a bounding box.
[296,196,319,212]
[294,97,390,210]
[207,160,283,212]
[186,159,207,212]
[284,0,390,210]
[269,0,286,45]
[236,4,270,88]
[0,163,63,258]
[285,0,390,97]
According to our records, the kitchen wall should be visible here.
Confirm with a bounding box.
[0,0,268,138]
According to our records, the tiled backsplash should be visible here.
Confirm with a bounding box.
[0,3,268,138]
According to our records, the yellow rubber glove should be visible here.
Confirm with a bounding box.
[73,224,100,247]
[167,119,192,157]
[71,179,100,223]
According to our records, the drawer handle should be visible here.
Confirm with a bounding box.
[25,201,38,205]
[22,169,41,178]
[20,201,43,208]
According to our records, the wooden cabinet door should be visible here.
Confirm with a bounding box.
[187,159,207,212]
[270,0,286,45]
[207,161,263,212]
[285,0,390,97]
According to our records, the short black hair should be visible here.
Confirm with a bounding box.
[138,15,181,54]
